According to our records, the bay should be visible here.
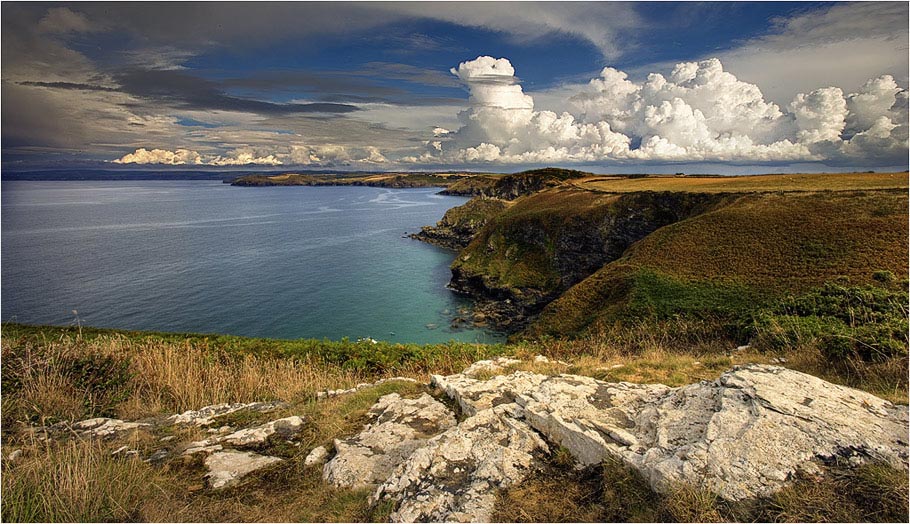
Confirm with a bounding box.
[1,180,503,344]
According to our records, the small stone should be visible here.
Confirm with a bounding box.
[304,446,329,467]
[159,435,176,442]
[7,449,22,463]
[146,449,170,464]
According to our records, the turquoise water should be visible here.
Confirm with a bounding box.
[1,181,503,344]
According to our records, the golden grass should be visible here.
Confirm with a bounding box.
[1,439,159,522]
[578,171,909,193]
[621,191,908,289]
[0,333,399,427]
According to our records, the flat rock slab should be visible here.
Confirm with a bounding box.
[324,393,456,489]
[204,450,283,489]
[517,365,909,500]
[185,416,306,453]
[328,361,908,522]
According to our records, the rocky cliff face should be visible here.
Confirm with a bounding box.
[409,198,509,250]
[440,168,591,199]
[446,190,735,331]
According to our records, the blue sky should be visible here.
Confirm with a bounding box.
[2,2,907,172]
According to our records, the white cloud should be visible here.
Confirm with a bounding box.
[113,148,203,165]
[114,147,280,166]
[37,7,99,34]
[421,55,907,165]
[713,2,908,106]
[113,144,391,167]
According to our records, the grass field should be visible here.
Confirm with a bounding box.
[576,171,909,193]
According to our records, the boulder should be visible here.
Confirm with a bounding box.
[324,393,456,489]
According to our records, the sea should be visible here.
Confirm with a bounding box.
[1,180,503,344]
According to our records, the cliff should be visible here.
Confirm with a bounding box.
[408,197,509,250]
[413,171,909,338]
[440,167,592,198]
[447,189,736,330]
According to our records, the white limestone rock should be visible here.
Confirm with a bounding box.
[324,361,908,521]
[204,450,282,489]
[167,401,284,426]
[373,403,549,523]
[72,417,151,438]
[220,416,305,447]
[459,357,522,378]
[431,371,549,416]
[324,393,456,489]
[518,365,909,501]
[305,446,329,467]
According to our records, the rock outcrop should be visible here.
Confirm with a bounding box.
[324,393,456,489]
[324,361,908,521]
[410,197,508,250]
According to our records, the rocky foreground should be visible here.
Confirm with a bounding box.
[30,357,908,523]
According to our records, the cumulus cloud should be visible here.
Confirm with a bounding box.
[419,55,907,165]
[113,148,203,165]
[114,147,280,166]
[113,144,390,167]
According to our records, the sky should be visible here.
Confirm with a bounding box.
[2,1,908,173]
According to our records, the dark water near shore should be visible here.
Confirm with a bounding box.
[1,181,503,343]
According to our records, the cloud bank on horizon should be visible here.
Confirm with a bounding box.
[3,2,907,171]
[116,56,907,167]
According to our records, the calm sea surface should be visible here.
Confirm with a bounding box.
[1,181,503,344]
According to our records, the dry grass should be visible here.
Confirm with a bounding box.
[1,332,400,429]
[494,453,909,523]
[578,171,909,193]
[1,439,159,522]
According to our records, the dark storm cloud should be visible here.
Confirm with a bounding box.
[113,69,359,115]
[18,81,119,92]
